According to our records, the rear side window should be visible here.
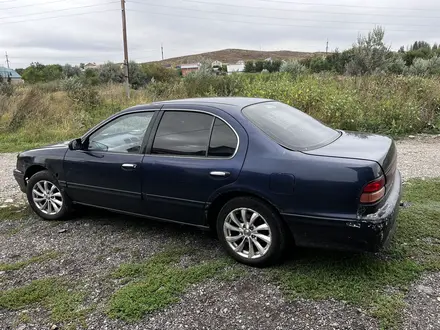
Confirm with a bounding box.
[242,101,340,150]
[208,118,238,158]
[152,111,213,156]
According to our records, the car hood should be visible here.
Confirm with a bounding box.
[19,141,70,155]
[34,140,70,150]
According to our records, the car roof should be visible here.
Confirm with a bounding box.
[121,97,273,114]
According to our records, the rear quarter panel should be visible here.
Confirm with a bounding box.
[224,112,383,220]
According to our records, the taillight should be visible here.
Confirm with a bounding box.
[360,177,385,203]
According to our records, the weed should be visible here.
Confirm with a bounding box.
[0,251,59,271]
[0,278,89,326]
[0,205,32,221]
[107,247,232,322]
[1,75,439,152]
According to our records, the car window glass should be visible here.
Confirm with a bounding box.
[208,118,238,157]
[152,111,213,157]
[243,102,340,150]
[88,112,154,153]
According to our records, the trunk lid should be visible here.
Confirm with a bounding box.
[304,131,397,188]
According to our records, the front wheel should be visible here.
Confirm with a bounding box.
[216,197,287,267]
[26,170,72,220]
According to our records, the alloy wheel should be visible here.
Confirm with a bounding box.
[32,180,63,215]
[223,207,272,259]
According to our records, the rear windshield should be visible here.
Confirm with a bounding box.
[242,101,340,150]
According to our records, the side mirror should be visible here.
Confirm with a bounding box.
[68,138,83,150]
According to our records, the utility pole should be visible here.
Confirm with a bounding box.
[5,51,10,69]
[326,39,329,54]
[161,43,164,60]
[120,0,130,98]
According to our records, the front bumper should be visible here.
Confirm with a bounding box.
[283,170,402,252]
[13,169,26,193]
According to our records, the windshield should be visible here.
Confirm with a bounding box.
[242,101,340,151]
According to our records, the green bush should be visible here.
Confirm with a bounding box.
[279,61,308,78]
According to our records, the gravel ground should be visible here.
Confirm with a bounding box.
[0,152,25,206]
[1,135,440,330]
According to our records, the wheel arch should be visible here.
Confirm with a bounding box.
[206,189,286,233]
[24,165,47,182]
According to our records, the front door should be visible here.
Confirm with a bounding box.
[64,111,156,213]
[141,107,247,225]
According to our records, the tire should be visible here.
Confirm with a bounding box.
[26,170,72,220]
[216,196,287,267]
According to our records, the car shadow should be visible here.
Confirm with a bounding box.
[69,206,387,268]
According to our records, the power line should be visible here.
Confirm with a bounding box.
[2,0,69,11]
[0,8,119,25]
[251,0,440,12]
[0,1,119,20]
[128,1,440,29]
[126,8,437,33]
[174,0,440,20]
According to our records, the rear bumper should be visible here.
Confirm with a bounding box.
[13,169,26,193]
[283,170,402,252]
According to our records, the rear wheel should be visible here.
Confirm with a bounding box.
[26,171,72,220]
[216,197,286,267]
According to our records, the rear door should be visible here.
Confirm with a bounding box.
[141,105,247,226]
[64,110,157,214]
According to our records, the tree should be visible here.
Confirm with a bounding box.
[280,60,308,78]
[141,63,178,82]
[21,62,46,83]
[82,68,100,86]
[325,49,354,74]
[98,62,124,84]
[307,56,331,73]
[270,60,282,72]
[62,64,81,78]
[15,68,25,75]
[410,41,431,51]
[128,61,148,88]
[244,61,255,73]
[345,26,392,75]
[254,60,265,72]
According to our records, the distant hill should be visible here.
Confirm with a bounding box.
[147,48,324,66]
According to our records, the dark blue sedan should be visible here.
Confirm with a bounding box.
[13,98,401,266]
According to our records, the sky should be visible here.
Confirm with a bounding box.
[1,0,439,68]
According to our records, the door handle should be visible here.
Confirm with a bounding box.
[121,163,137,170]
[210,171,230,177]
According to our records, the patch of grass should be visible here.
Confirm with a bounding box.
[18,311,31,324]
[107,247,232,322]
[0,251,59,271]
[270,179,440,329]
[0,205,32,221]
[371,293,406,330]
[0,278,89,326]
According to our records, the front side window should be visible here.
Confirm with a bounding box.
[208,118,238,157]
[243,101,340,150]
[152,111,214,156]
[88,112,154,153]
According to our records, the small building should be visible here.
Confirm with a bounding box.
[0,67,23,84]
[211,60,222,68]
[226,60,245,75]
[83,62,100,70]
[180,63,200,76]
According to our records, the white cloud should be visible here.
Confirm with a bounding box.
[1,0,439,68]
